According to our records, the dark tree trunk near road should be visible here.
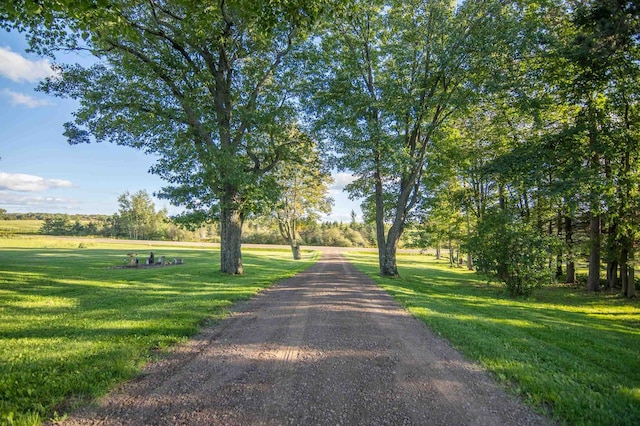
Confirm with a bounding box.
[220,202,244,275]
[374,153,401,276]
[378,222,402,276]
[290,243,302,260]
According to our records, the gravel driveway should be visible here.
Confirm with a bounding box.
[56,250,549,425]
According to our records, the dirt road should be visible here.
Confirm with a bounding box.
[59,251,549,425]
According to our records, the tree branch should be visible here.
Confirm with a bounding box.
[104,38,216,154]
[233,28,298,148]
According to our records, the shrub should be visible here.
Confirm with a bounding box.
[468,209,557,296]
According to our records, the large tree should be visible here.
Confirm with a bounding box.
[308,0,506,275]
[4,0,325,274]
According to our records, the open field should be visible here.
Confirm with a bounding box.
[0,236,317,425]
[346,251,640,425]
[0,220,43,235]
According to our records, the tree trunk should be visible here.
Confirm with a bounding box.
[565,214,576,284]
[586,102,601,292]
[627,266,636,298]
[556,210,563,278]
[290,242,301,260]
[587,212,601,292]
[621,246,628,295]
[607,259,618,291]
[605,216,619,291]
[448,237,454,267]
[566,261,576,285]
[379,221,401,276]
[379,239,399,276]
[466,210,474,270]
[621,239,636,297]
[278,218,301,260]
[374,160,387,273]
[498,183,506,211]
[373,146,401,276]
[220,204,244,275]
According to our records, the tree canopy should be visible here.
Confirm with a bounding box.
[4,0,328,274]
[306,0,511,275]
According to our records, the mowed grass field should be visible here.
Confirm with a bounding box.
[0,236,317,425]
[347,251,640,425]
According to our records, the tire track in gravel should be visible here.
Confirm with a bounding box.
[54,250,550,426]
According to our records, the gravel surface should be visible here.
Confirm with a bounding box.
[54,250,550,425]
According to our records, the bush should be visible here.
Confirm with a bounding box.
[468,210,557,296]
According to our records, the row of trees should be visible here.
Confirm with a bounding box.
[37,191,193,240]
[244,218,378,248]
[405,1,640,296]
[36,211,379,247]
[0,210,100,222]
[33,188,375,248]
[39,215,104,236]
[3,1,639,296]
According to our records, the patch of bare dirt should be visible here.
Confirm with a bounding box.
[53,250,550,425]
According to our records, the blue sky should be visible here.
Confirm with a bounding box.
[0,31,361,222]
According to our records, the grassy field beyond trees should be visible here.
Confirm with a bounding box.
[0,236,316,425]
[347,252,640,425]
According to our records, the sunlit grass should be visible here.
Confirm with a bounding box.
[347,251,640,426]
[0,237,317,426]
[0,220,43,235]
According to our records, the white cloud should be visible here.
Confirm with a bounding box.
[0,192,77,210]
[0,172,74,192]
[330,172,356,191]
[1,88,52,108]
[0,46,56,83]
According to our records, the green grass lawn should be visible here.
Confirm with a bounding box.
[347,251,640,426]
[0,236,317,426]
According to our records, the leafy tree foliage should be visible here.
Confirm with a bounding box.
[115,190,167,240]
[39,215,71,235]
[6,0,326,274]
[416,0,640,297]
[468,208,557,297]
[534,0,640,295]
[307,0,509,276]
[271,129,333,259]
